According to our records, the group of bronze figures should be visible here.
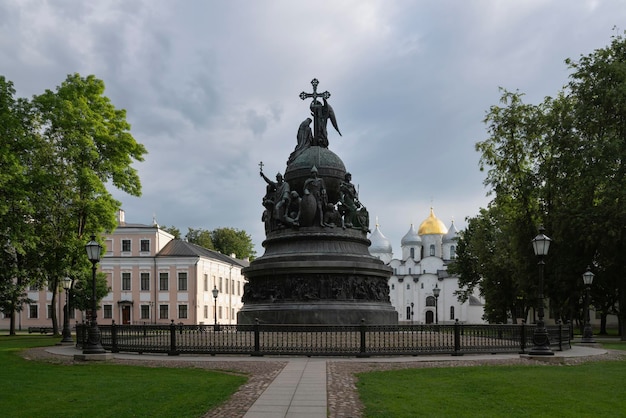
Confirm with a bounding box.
[261,168,369,232]
[260,79,370,232]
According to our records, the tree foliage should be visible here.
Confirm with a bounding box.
[0,74,146,334]
[455,31,626,335]
[183,227,255,260]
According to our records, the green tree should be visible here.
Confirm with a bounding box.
[24,73,146,333]
[186,227,214,249]
[563,31,626,337]
[161,225,181,239]
[210,227,256,260]
[1,73,145,334]
[467,32,626,335]
[468,89,547,323]
[0,77,42,334]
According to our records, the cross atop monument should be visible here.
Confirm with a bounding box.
[299,78,330,102]
[299,79,340,146]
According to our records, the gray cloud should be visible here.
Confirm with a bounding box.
[2,0,624,253]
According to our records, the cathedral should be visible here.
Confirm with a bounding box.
[369,208,486,324]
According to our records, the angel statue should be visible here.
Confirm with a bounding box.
[310,98,341,147]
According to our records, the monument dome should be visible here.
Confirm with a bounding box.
[284,146,346,204]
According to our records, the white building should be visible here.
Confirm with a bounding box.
[369,208,486,324]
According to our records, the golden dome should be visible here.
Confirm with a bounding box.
[418,208,448,235]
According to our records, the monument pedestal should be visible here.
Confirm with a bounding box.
[239,227,398,325]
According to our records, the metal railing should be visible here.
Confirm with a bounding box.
[76,319,571,357]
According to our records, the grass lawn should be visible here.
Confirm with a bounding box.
[599,341,626,351]
[0,335,247,418]
[357,345,626,418]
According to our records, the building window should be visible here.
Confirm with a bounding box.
[426,296,436,307]
[103,305,113,319]
[140,305,150,320]
[178,272,188,291]
[140,273,150,291]
[159,304,169,319]
[391,284,395,290]
[204,305,208,319]
[237,281,241,296]
[204,274,208,292]
[410,247,415,259]
[219,277,223,292]
[29,304,38,318]
[140,239,150,252]
[47,304,53,319]
[122,272,131,291]
[408,268,412,275]
[406,283,410,289]
[430,245,435,256]
[159,273,169,291]
[122,239,131,252]
[450,306,455,320]
[218,306,222,319]
[178,304,188,319]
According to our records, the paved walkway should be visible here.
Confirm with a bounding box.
[46,344,608,418]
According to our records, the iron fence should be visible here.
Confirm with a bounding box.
[76,319,571,357]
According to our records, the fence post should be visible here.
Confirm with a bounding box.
[168,319,179,356]
[111,320,119,353]
[357,319,369,358]
[557,320,563,351]
[251,318,262,357]
[452,319,463,356]
[519,320,526,354]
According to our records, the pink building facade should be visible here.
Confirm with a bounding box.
[1,212,248,330]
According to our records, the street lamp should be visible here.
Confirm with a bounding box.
[529,226,554,355]
[433,284,440,325]
[83,234,105,354]
[60,277,73,343]
[581,266,596,343]
[212,285,219,331]
[410,302,414,324]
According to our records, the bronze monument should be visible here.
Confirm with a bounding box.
[238,79,397,325]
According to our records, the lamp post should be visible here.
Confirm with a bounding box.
[212,285,219,331]
[83,234,105,354]
[410,302,414,324]
[433,284,440,325]
[60,277,73,343]
[581,266,596,343]
[529,226,554,355]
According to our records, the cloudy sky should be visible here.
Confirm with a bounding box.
[2,1,623,255]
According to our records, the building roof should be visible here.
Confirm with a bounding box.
[401,224,421,246]
[157,240,249,268]
[369,223,393,254]
[443,220,459,243]
[418,208,448,235]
